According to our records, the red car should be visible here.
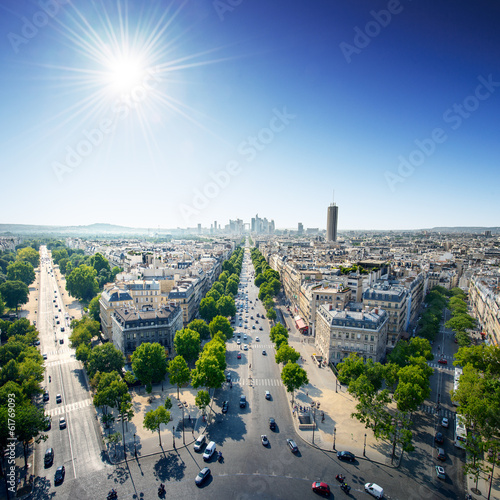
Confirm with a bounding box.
[438,358,447,365]
[312,482,330,495]
[237,353,241,359]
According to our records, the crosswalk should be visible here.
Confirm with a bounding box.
[45,357,80,369]
[230,377,282,387]
[428,362,453,370]
[45,348,74,356]
[47,398,93,417]
[418,404,456,419]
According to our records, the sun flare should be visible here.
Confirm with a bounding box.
[105,55,145,94]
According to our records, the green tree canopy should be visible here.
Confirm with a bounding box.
[6,261,35,286]
[195,389,211,415]
[143,406,171,446]
[209,315,233,340]
[168,355,190,399]
[66,264,99,301]
[191,354,225,390]
[216,295,236,318]
[206,289,222,303]
[131,342,167,391]
[281,362,308,405]
[173,328,201,363]
[16,247,40,268]
[275,344,300,365]
[88,294,101,322]
[87,343,125,377]
[270,323,288,343]
[0,280,29,311]
[187,319,210,340]
[199,296,218,323]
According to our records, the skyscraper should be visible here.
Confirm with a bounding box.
[326,203,338,241]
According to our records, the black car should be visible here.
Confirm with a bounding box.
[226,373,231,382]
[337,450,356,462]
[269,417,276,430]
[43,392,49,402]
[54,465,65,484]
[222,401,229,413]
[435,432,444,444]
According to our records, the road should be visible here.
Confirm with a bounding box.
[34,246,107,497]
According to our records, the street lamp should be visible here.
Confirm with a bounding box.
[333,427,336,450]
[363,433,367,457]
[133,433,137,457]
[172,425,175,448]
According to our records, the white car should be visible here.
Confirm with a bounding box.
[255,337,260,341]
[261,435,269,446]
[236,340,241,345]
[243,344,248,350]
[441,417,449,428]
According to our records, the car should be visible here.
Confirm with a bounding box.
[262,350,266,355]
[237,353,241,359]
[435,432,444,444]
[44,448,54,467]
[250,316,253,319]
[244,325,248,329]
[237,332,241,337]
[59,339,64,344]
[364,483,384,499]
[34,340,40,346]
[438,358,448,365]
[441,417,449,428]
[243,335,247,341]
[269,418,276,430]
[226,373,231,382]
[56,320,60,324]
[437,447,446,461]
[259,327,263,330]
[54,465,65,484]
[195,467,211,486]
[60,327,65,332]
[240,395,247,408]
[256,313,260,317]
[56,394,62,404]
[59,417,66,429]
[236,340,241,345]
[203,441,216,461]
[287,439,298,453]
[252,326,256,329]
[255,336,260,341]
[312,482,331,495]
[337,450,355,462]
[43,353,48,360]
[43,392,49,402]
[261,435,269,446]
[43,416,51,431]
[265,391,271,400]
[243,344,248,350]
[194,434,206,452]
[245,319,248,323]
[435,465,445,479]
[222,401,229,413]
[255,319,259,323]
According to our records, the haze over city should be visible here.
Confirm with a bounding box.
[1,0,499,229]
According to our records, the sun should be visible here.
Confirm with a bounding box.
[105,55,146,94]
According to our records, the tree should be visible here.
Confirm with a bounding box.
[206,288,221,303]
[254,274,266,287]
[174,328,201,363]
[218,271,229,285]
[87,343,125,377]
[16,247,40,268]
[187,319,210,340]
[69,317,99,349]
[446,314,477,334]
[88,295,101,322]
[143,406,171,446]
[281,363,308,405]
[195,390,211,415]
[7,318,37,339]
[274,334,288,350]
[209,315,233,340]
[168,356,191,399]
[266,308,277,321]
[106,432,122,457]
[66,264,99,301]
[268,278,281,296]
[203,337,227,371]
[131,343,167,392]
[270,323,288,343]
[6,261,35,286]
[199,297,218,323]
[216,295,236,318]
[388,337,433,367]
[225,279,238,296]
[0,280,29,311]
[275,344,300,365]
[15,403,47,468]
[212,281,225,295]
[191,354,225,390]
[90,253,110,274]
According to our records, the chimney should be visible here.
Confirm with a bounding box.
[375,308,379,315]
[329,304,333,311]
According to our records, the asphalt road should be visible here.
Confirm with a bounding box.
[34,247,107,497]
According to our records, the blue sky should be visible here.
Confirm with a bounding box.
[0,0,499,231]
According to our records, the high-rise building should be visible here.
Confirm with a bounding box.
[298,222,303,234]
[326,203,338,241]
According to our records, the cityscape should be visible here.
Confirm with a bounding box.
[1,1,500,500]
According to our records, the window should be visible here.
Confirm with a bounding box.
[365,334,368,340]
[357,334,361,339]
[351,333,355,339]
[345,333,349,339]
[371,335,374,341]
[370,345,374,352]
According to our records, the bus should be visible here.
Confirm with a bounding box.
[452,367,462,406]
[455,414,467,449]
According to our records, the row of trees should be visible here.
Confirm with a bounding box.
[0,247,41,314]
[0,318,48,475]
[199,247,243,323]
[337,337,434,463]
[416,286,450,341]
[250,248,280,321]
[445,289,477,347]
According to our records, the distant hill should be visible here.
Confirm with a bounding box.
[426,227,500,234]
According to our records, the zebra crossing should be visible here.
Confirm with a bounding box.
[46,348,74,356]
[428,362,453,370]
[418,404,455,419]
[230,377,282,387]
[45,357,80,369]
[47,398,93,417]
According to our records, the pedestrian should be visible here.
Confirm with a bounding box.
[188,414,191,422]
[306,390,308,396]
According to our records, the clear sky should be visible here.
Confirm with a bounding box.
[1,0,499,231]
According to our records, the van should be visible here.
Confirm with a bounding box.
[364,483,384,499]
[203,441,216,461]
[437,448,446,461]
[194,434,206,452]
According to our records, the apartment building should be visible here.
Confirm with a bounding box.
[168,279,198,326]
[363,283,409,348]
[111,303,183,359]
[99,286,134,340]
[315,303,388,363]
[469,274,500,347]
